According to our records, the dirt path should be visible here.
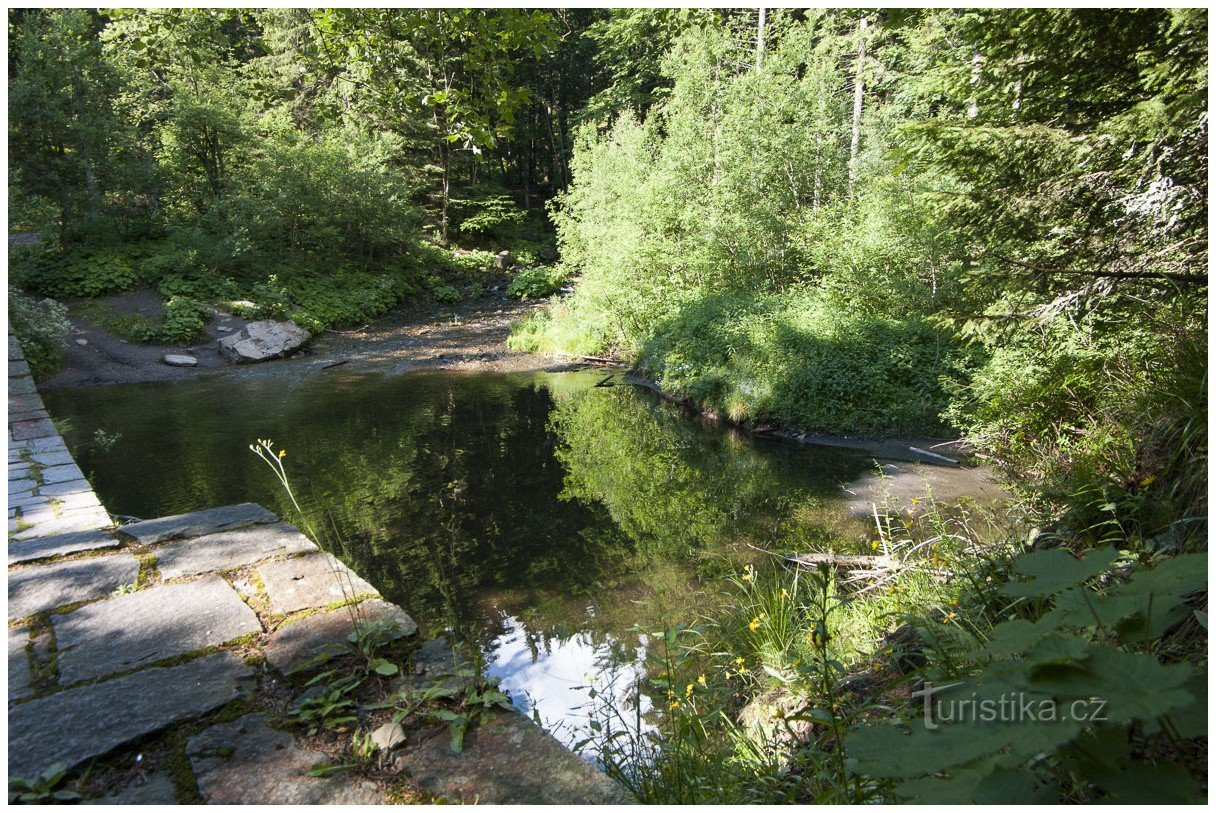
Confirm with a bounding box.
[41,291,596,390]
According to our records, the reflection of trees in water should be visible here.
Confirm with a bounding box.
[51,371,873,660]
[549,386,875,561]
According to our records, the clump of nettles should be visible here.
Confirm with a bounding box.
[9,286,69,378]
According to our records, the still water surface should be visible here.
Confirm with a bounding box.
[45,369,877,759]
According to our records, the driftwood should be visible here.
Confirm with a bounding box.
[783,552,898,571]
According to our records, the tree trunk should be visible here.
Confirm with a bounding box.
[755,7,766,73]
[849,16,868,194]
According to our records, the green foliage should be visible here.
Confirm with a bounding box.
[431,284,461,305]
[8,288,70,379]
[17,247,138,299]
[507,266,567,300]
[8,762,80,804]
[451,194,526,239]
[443,249,497,276]
[847,547,1207,803]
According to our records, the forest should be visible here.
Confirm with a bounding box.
[7,7,1209,805]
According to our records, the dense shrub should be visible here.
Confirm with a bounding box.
[507,266,567,300]
[17,247,138,299]
[432,284,461,304]
[450,193,526,239]
[9,287,70,378]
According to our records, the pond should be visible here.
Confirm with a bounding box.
[44,368,882,761]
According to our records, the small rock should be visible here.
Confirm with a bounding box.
[371,721,406,751]
[493,250,514,270]
[162,354,198,367]
[74,338,89,346]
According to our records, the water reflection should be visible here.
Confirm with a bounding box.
[44,369,876,752]
[483,616,654,763]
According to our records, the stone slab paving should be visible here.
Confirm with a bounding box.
[119,502,278,545]
[9,628,33,702]
[153,521,317,579]
[9,652,251,778]
[265,598,418,676]
[7,343,112,541]
[9,552,140,619]
[101,774,179,805]
[188,714,384,804]
[8,529,120,565]
[53,576,264,684]
[395,708,630,804]
[258,552,378,614]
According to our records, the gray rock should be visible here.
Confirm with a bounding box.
[264,599,417,675]
[9,375,36,395]
[258,553,377,614]
[8,528,119,565]
[39,463,87,484]
[187,714,382,804]
[11,416,54,439]
[10,359,31,377]
[394,708,629,804]
[10,628,33,702]
[218,320,310,363]
[493,250,514,270]
[74,338,89,346]
[371,721,406,751]
[100,773,179,805]
[154,522,317,579]
[11,507,112,540]
[36,478,94,498]
[9,552,140,619]
[119,503,277,545]
[29,449,74,468]
[53,576,263,684]
[162,354,198,367]
[8,652,250,778]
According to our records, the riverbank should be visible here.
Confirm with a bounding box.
[41,289,600,390]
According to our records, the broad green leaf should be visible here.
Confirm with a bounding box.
[1001,547,1120,598]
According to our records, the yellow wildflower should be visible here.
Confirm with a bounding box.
[734,657,745,666]
[1140,475,1157,486]
[780,588,788,599]
[871,540,880,551]
[278,449,286,459]
[685,683,695,697]
[697,674,707,686]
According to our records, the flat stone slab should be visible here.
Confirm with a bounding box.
[11,417,56,440]
[39,462,86,484]
[162,354,197,367]
[120,503,278,545]
[264,599,417,675]
[10,629,33,702]
[53,576,263,684]
[187,714,382,804]
[8,652,251,778]
[154,522,317,580]
[396,709,629,804]
[11,507,112,540]
[258,554,377,614]
[100,774,178,805]
[8,528,119,565]
[9,553,139,619]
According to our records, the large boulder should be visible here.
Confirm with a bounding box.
[219,320,310,363]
